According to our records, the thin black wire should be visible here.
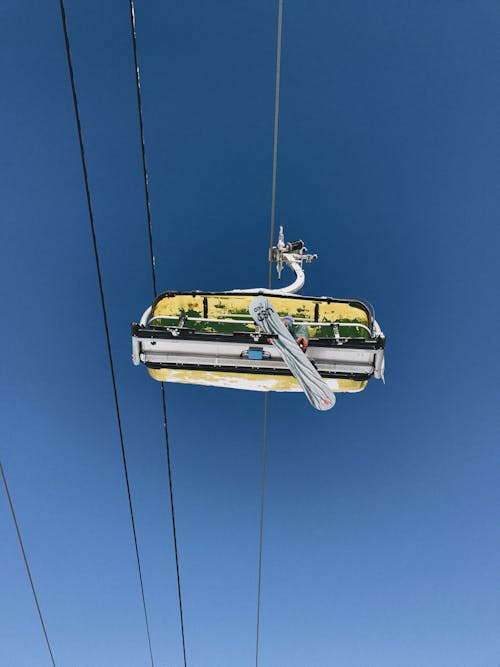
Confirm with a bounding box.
[267,0,284,290]
[58,2,154,665]
[257,2,284,665]
[255,396,269,667]
[1,463,57,667]
[160,383,188,667]
[128,3,188,665]
[128,0,157,298]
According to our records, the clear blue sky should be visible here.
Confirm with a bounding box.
[1,1,499,666]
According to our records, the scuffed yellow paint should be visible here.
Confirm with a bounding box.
[152,293,368,325]
[148,367,367,393]
[153,294,204,317]
[318,301,368,324]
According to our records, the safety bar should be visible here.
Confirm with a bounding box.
[146,314,373,335]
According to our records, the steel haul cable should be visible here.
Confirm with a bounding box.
[1,463,57,667]
[267,0,284,291]
[128,2,283,666]
[58,2,155,665]
[256,2,284,666]
[127,3,188,666]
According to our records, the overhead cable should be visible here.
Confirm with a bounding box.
[267,0,284,289]
[255,395,270,667]
[128,0,158,299]
[257,2,284,666]
[57,2,155,664]
[127,3,188,665]
[1,463,57,667]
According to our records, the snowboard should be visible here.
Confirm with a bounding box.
[250,295,335,411]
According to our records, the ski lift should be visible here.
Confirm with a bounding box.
[132,226,385,406]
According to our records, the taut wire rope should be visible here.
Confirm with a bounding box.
[1,462,57,667]
[267,0,284,290]
[127,3,188,665]
[58,2,155,665]
[256,1,284,666]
